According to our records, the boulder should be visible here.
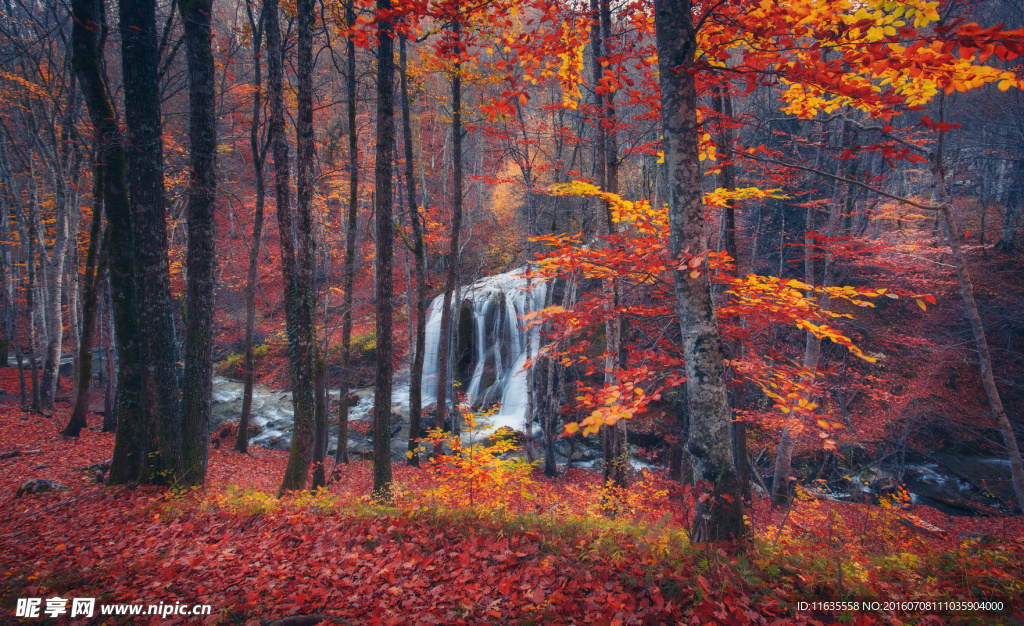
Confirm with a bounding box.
[16,479,68,498]
[212,420,263,445]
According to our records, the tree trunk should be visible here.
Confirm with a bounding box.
[278,0,318,494]
[435,17,464,446]
[773,124,849,507]
[40,181,69,411]
[120,0,185,483]
[400,34,427,467]
[371,0,396,501]
[62,157,106,437]
[179,0,218,485]
[102,275,117,433]
[929,110,1024,513]
[655,0,744,542]
[311,356,327,489]
[335,0,358,466]
[237,0,265,455]
[72,0,147,482]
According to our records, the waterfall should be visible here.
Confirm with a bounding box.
[419,267,547,434]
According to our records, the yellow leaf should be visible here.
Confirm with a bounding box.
[917,299,927,311]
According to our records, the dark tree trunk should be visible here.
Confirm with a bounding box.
[101,275,117,433]
[278,0,318,494]
[179,0,218,485]
[62,158,106,437]
[72,0,147,482]
[436,16,464,443]
[25,174,41,414]
[655,0,745,542]
[400,34,427,467]
[310,356,327,489]
[371,0,396,500]
[237,0,266,455]
[335,0,358,465]
[120,0,185,483]
[712,88,749,503]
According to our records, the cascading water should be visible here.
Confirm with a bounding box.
[419,267,547,434]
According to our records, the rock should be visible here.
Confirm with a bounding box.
[837,443,872,470]
[856,467,898,496]
[345,392,361,407]
[212,420,263,444]
[16,479,68,498]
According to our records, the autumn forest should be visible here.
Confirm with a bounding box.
[1,0,1024,621]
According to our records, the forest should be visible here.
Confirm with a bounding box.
[1,0,1024,621]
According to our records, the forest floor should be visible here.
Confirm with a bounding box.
[0,401,1022,625]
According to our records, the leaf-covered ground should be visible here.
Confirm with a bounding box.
[0,401,1022,625]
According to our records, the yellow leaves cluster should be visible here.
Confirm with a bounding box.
[550,181,666,235]
[703,186,788,208]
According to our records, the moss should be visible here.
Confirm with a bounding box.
[217,344,270,378]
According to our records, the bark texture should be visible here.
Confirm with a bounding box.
[237,0,266,454]
[655,0,745,541]
[336,0,358,465]
[372,0,395,500]
[435,18,464,442]
[277,0,318,494]
[72,0,148,483]
[179,0,218,485]
[400,34,427,467]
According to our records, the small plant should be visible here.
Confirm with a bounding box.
[420,402,537,511]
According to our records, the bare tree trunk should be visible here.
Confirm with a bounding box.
[72,0,146,481]
[311,356,327,489]
[335,0,358,466]
[102,275,117,433]
[435,16,464,446]
[929,104,1024,513]
[278,0,318,494]
[400,34,427,467]
[371,0,396,500]
[62,156,106,437]
[119,0,185,483]
[179,0,218,485]
[40,182,68,410]
[655,0,744,541]
[236,0,266,455]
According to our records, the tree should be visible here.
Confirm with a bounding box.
[335,0,358,466]
[179,0,218,484]
[277,0,318,495]
[236,0,267,455]
[107,0,184,484]
[434,11,465,443]
[399,32,428,467]
[654,0,744,541]
[372,0,396,501]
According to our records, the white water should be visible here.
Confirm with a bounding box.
[212,267,548,447]
[417,267,547,436]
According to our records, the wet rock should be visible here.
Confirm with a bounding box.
[837,443,872,470]
[854,467,898,499]
[211,420,263,448]
[16,479,68,498]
